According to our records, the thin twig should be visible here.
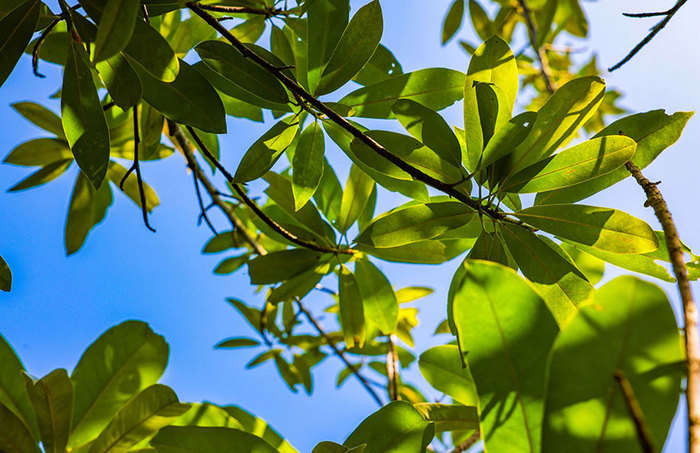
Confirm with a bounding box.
[515,0,556,93]
[610,0,689,71]
[32,18,61,78]
[190,2,292,17]
[184,126,354,256]
[626,161,699,453]
[450,430,481,453]
[614,370,656,453]
[120,106,155,232]
[387,335,399,401]
[191,169,217,235]
[187,2,530,229]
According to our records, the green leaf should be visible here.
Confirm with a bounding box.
[316,0,383,95]
[223,405,298,453]
[498,76,606,178]
[476,111,536,171]
[107,161,160,212]
[357,238,475,264]
[0,256,10,292]
[196,40,289,105]
[96,53,142,109]
[559,242,605,285]
[168,15,216,57]
[151,426,278,452]
[171,402,243,429]
[467,230,512,267]
[395,286,433,304]
[442,0,464,44]
[62,40,111,189]
[89,384,189,453]
[536,110,693,205]
[314,158,343,224]
[11,102,66,139]
[450,260,558,452]
[413,403,478,432]
[307,0,349,92]
[515,204,658,254]
[542,277,684,452]
[215,338,260,349]
[340,68,465,118]
[123,20,179,82]
[0,403,40,453]
[468,0,493,41]
[136,59,226,133]
[292,122,325,210]
[213,255,249,275]
[501,135,637,193]
[354,258,398,334]
[93,0,140,62]
[65,171,114,255]
[267,267,324,304]
[355,201,473,248]
[0,333,39,439]
[352,44,402,86]
[4,138,73,167]
[247,249,328,285]
[466,35,518,110]
[0,0,40,88]
[314,441,366,453]
[344,401,434,452]
[8,159,72,192]
[336,164,375,234]
[418,345,477,406]
[25,369,73,453]
[392,99,462,168]
[500,224,593,327]
[69,321,169,449]
[202,231,237,254]
[339,265,365,349]
[233,118,299,182]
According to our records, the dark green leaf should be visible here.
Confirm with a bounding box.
[336,164,375,234]
[450,260,558,452]
[0,0,40,88]
[314,441,365,453]
[542,277,683,452]
[69,321,168,449]
[11,102,65,139]
[233,118,298,182]
[316,0,383,95]
[339,265,365,349]
[136,59,226,133]
[123,20,179,82]
[0,256,10,292]
[213,255,249,275]
[307,0,349,91]
[418,345,477,406]
[65,171,113,255]
[248,249,328,285]
[344,401,434,453]
[467,230,511,267]
[25,369,73,453]
[93,0,140,62]
[0,403,40,453]
[222,405,298,453]
[340,68,465,118]
[215,337,260,349]
[354,258,398,334]
[202,231,237,254]
[442,0,464,44]
[151,426,278,452]
[0,332,38,439]
[96,53,142,109]
[292,122,325,210]
[62,40,111,189]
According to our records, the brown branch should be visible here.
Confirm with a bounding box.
[625,161,700,453]
[515,0,556,94]
[610,0,689,71]
[184,126,353,256]
[614,370,656,453]
[387,335,399,401]
[32,17,61,78]
[187,2,520,226]
[121,106,156,232]
[167,121,383,405]
[450,430,481,453]
[191,2,292,17]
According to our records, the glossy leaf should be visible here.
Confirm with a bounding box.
[357,238,475,265]
[314,441,365,453]
[0,256,10,292]
[501,135,637,193]
[93,0,140,62]
[500,224,593,326]
[353,44,402,86]
[340,68,465,118]
[450,260,558,452]
[354,258,398,334]
[5,138,72,167]
[136,59,226,134]
[413,403,478,432]
[96,53,142,109]
[234,118,299,182]
[65,171,113,255]
[477,111,536,171]
[196,40,289,104]
[292,122,325,210]
[355,202,473,248]
[0,0,40,88]
[151,426,278,452]
[542,277,684,452]
[247,249,327,285]
[467,230,511,267]
[11,102,66,139]
[536,110,693,205]
[123,20,179,82]
[392,99,462,168]
[339,265,365,349]
[307,0,349,92]
[418,345,477,406]
[69,321,168,448]
[336,164,375,234]
[515,204,658,254]
[442,0,464,44]
[344,401,434,453]
[559,243,605,285]
[316,0,383,95]
[62,40,111,189]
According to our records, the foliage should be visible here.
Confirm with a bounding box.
[0,0,697,451]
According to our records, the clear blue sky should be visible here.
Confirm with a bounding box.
[0,1,698,451]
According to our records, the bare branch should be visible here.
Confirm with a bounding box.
[614,370,656,453]
[451,430,481,453]
[121,106,156,232]
[190,2,292,17]
[515,0,556,94]
[387,335,399,401]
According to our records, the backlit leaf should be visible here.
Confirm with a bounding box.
[354,258,398,334]
[442,0,464,44]
[292,122,325,210]
[234,118,299,182]
[418,345,477,406]
[339,265,365,349]
[0,0,40,88]
[151,426,278,453]
[25,369,73,453]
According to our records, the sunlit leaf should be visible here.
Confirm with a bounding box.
[442,0,464,44]
[354,258,398,334]
[151,426,278,452]
[233,118,299,182]
[339,265,365,349]
[418,345,477,406]
[292,122,325,210]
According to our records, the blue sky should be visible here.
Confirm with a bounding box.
[1,1,698,451]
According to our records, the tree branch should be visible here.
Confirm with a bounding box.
[190,2,292,18]
[625,161,699,453]
[614,370,656,453]
[121,106,155,232]
[515,0,556,94]
[387,335,399,401]
[451,430,481,453]
[609,0,689,71]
